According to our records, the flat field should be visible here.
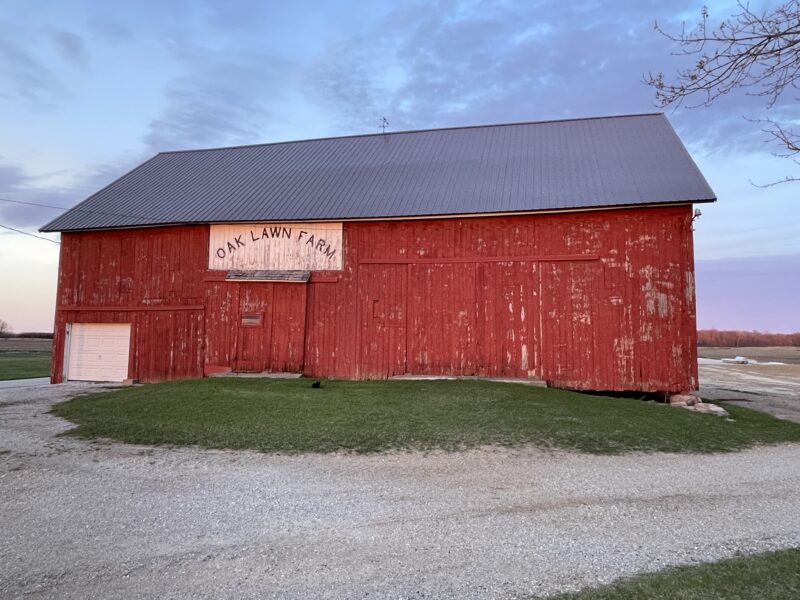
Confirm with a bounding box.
[0,338,52,352]
[0,350,51,380]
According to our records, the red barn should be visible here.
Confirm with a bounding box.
[42,114,715,393]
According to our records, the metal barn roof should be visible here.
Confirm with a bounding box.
[41,113,716,232]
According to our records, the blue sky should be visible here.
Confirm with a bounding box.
[0,0,798,331]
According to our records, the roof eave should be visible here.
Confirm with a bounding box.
[40,198,716,233]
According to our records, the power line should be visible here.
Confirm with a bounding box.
[0,197,68,243]
[0,223,60,244]
[0,197,72,211]
[0,196,149,244]
[0,196,142,221]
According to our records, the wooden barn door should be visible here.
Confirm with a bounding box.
[358,264,408,378]
[234,284,273,372]
[539,261,599,388]
[234,283,307,373]
[269,283,307,372]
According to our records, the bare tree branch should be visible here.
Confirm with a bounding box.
[646,2,800,108]
[645,2,800,184]
[761,117,800,154]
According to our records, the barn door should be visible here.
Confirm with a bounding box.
[539,261,599,388]
[358,264,408,378]
[269,283,307,372]
[233,282,308,373]
[234,284,273,372]
[66,323,131,382]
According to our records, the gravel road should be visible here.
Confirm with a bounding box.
[1,382,799,599]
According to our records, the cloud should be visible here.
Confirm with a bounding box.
[307,0,800,155]
[0,23,64,107]
[144,55,297,152]
[0,158,137,229]
[49,29,88,70]
[306,39,392,132]
[3,0,796,233]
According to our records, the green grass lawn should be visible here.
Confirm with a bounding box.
[0,351,52,380]
[50,378,800,454]
[546,548,800,599]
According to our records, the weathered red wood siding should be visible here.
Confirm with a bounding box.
[302,205,698,391]
[51,205,699,392]
[52,226,208,383]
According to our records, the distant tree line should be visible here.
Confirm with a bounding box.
[0,320,53,339]
[698,329,800,347]
[5,332,55,339]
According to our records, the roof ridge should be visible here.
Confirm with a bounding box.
[157,112,665,155]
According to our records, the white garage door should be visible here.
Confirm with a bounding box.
[67,323,131,382]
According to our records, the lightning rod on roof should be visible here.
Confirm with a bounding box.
[379,117,389,133]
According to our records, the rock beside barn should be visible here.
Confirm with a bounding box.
[669,394,729,418]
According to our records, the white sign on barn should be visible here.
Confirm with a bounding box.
[209,222,343,271]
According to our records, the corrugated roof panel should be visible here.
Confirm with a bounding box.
[41,113,716,232]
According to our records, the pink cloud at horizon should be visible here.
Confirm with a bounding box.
[695,253,800,334]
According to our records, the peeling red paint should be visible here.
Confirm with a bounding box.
[51,206,699,392]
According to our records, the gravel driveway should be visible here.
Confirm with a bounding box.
[1,382,799,599]
[699,361,800,423]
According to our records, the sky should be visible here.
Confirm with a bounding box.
[0,0,798,333]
